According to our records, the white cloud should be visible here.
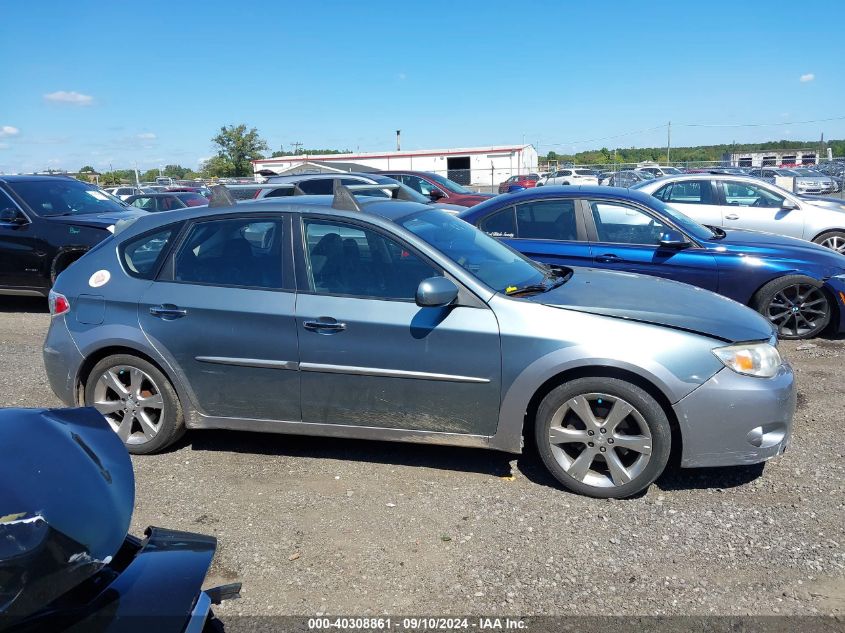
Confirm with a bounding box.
[0,125,20,137]
[799,73,815,83]
[44,90,94,105]
[137,132,156,140]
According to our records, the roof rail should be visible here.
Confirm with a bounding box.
[208,184,236,208]
[331,179,362,212]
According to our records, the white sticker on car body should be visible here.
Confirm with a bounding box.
[88,270,110,288]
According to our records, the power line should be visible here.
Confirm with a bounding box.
[680,115,845,128]
[543,124,668,148]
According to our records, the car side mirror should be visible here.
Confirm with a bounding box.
[0,207,26,225]
[429,189,445,201]
[658,229,689,249]
[415,276,458,308]
[781,200,799,211]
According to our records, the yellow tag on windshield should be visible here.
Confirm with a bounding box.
[506,286,517,293]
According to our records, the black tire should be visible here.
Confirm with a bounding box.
[534,377,671,499]
[812,230,845,255]
[84,354,184,454]
[751,274,831,340]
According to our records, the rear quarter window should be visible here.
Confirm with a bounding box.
[121,225,180,279]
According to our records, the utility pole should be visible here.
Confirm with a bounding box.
[396,130,401,151]
[666,121,671,164]
[291,142,303,155]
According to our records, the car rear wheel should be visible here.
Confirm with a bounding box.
[84,354,184,454]
[813,230,845,255]
[534,377,671,498]
[751,275,831,340]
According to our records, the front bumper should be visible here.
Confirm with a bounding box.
[673,363,795,468]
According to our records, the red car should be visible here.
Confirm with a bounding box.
[380,170,494,207]
[498,173,540,194]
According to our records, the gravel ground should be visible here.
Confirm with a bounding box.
[2,296,844,619]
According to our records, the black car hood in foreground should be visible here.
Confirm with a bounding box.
[48,209,142,230]
[0,408,134,622]
[527,267,775,343]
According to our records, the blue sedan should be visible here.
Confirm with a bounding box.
[460,186,845,339]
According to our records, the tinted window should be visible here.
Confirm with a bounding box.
[722,181,784,208]
[515,200,578,240]
[122,226,178,278]
[479,207,516,238]
[401,175,438,196]
[297,179,334,195]
[656,181,714,205]
[130,196,156,210]
[264,187,294,198]
[303,219,437,299]
[174,218,283,289]
[156,196,183,211]
[589,201,667,245]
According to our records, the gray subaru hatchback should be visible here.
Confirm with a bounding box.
[43,186,795,498]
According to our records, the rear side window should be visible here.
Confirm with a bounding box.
[173,218,284,289]
[264,187,294,198]
[122,226,179,278]
[479,207,516,238]
[654,181,714,204]
[297,179,334,195]
[515,200,578,240]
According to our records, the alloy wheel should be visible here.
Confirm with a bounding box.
[766,284,830,338]
[92,365,165,445]
[547,393,652,488]
[819,235,845,254]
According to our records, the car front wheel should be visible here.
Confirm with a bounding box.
[534,377,671,498]
[813,230,845,255]
[752,275,832,340]
[84,354,184,454]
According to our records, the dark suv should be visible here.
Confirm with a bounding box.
[0,175,140,296]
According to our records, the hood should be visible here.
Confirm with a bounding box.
[524,268,774,343]
[717,228,845,272]
[800,195,845,210]
[49,209,143,230]
[0,408,134,621]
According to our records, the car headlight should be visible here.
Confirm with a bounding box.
[712,342,782,378]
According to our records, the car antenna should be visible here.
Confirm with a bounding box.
[208,184,236,208]
[331,179,362,212]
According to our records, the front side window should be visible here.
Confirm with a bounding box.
[122,226,179,278]
[174,218,284,289]
[303,219,438,299]
[589,201,667,245]
[130,197,156,211]
[722,182,784,208]
[515,200,578,240]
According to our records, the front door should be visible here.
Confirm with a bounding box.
[583,198,719,291]
[717,180,805,239]
[138,215,300,422]
[295,216,501,435]
[0,189,45,291]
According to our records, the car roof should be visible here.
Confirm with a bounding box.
[462,185,659,217]
[117,195,432,239]
[127,193,182,198]
[0,175,80,183]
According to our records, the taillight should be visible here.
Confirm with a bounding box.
[48,290,70,316]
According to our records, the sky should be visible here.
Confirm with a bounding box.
[1,0,844,173]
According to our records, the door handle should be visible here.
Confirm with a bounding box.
[304,318,346,333]
[595,254,622,263]
[725,214,740,220]
[149,304,187,319]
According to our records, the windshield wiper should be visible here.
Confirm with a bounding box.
[506,270,571,296]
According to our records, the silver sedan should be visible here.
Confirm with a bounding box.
[634,174,845,253]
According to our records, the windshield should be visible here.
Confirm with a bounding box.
[793,168,818,176]
[426,172,472,194]
[400,209,548,293]
[9,179,130,217]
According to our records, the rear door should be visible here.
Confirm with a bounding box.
[138,214,300,422]
[476,198,593,269]
[717,180,804,239]
[582,198,719,291]
[651,180,723,226]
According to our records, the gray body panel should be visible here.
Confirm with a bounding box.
[43,197,795,466]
